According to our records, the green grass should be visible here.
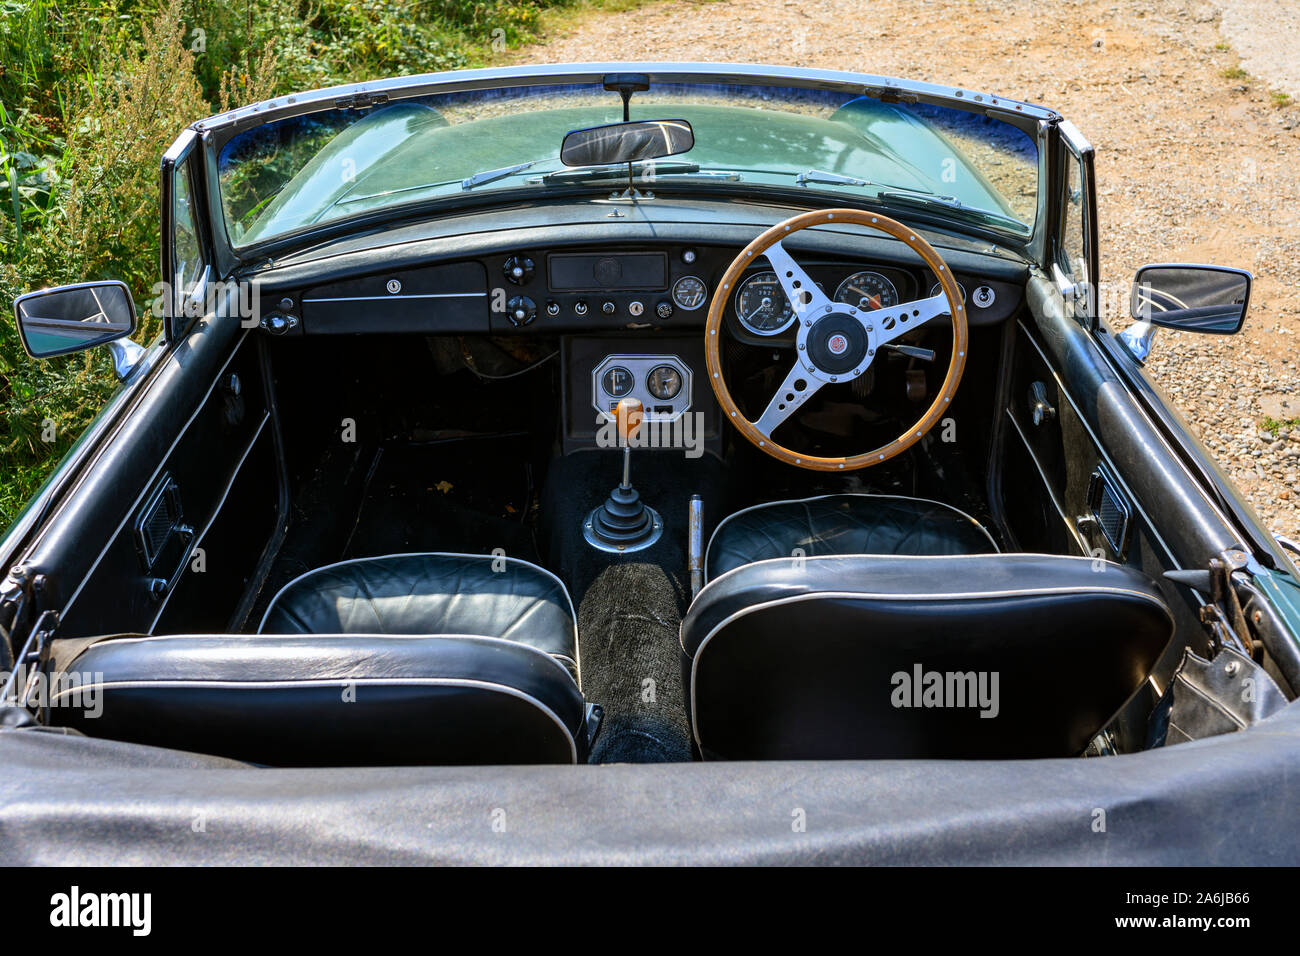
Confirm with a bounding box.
[1221,66,1249,81]
[1261,417,1300,438]
[1272,91,1294,107]
[0,0,650,532]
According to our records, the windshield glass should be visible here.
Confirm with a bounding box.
[217,81,1040,249]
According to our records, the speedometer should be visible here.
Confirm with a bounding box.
[834,271,899,312]
[735,271,796,335]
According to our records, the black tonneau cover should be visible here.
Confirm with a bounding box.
[1,705,1298,865]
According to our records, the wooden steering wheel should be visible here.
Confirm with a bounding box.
[704,209,968,471]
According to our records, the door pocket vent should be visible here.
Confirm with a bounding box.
[1087,467,1131,559]
[135,475,183,571]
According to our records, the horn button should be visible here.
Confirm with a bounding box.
[806,313,868,376]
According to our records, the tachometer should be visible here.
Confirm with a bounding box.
[735,271,796,335]
[834,271,899,312]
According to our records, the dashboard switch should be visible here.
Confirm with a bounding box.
[574,300,589,316]
[545,300,560,317]
[602,301,616,315]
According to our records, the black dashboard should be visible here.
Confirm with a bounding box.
[256,243,1024,339]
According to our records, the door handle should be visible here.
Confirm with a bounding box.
[1029,381,1057,426]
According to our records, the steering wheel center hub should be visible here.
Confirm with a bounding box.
[806,312,868,375]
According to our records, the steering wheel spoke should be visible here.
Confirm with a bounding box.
[866,292,952,348]
[752,361,823,436]
[762,240,834,322]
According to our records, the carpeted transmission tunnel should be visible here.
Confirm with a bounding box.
[542,450,724,763]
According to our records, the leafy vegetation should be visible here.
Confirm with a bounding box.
[1261,416,1300,439]
[0,0,607,530]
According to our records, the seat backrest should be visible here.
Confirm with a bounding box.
[681,554,1175,760]
[259,552,578,679]
[46,633,587,766]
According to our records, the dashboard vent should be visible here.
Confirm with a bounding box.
[1086,467,1131,559]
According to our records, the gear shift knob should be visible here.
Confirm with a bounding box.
[585,397,661,552]
[616,397,643,445]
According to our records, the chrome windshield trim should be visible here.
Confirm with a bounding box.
[195,62,1059,141]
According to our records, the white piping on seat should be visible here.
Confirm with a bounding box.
[52,675,578,763]
[68,631,580,689]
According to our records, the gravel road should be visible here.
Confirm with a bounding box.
[512,0,1300,538]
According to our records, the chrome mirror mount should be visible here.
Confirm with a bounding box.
[106,337,150,382]
[1118,320,1157,364]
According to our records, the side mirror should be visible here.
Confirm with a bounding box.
[1119,264,1250,363]
[560,119,694,167]
[13,281,137,358]
[1130,264,1251,334]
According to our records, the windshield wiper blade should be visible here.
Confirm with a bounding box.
[795,169,869,188]
[874,190,1025,230]
[462,161,537,190]
[534,160,708,185]
[793,169,938,196]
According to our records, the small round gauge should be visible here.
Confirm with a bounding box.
[672,276,707,311]
[834,271,899,312]
[735,271,796,335]
[646,365,683,401]
[601,366,635,398]
[929,281,967,302]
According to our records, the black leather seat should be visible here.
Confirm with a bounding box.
[681,553,1174,760]
[260,552,580,681]
[706,494,999,580]
[49,553,591,766]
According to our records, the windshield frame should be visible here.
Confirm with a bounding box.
[195,63,1058,273]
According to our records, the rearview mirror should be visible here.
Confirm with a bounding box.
[561,119,694,167]
[13,281,137,358]
[1130,264,1251,335]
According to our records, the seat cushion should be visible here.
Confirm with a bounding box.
[681,553,1174,760]
[48,633,586,765]
[260,553,579,681]
[705,494,998,580]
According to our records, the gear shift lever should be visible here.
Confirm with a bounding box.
[584,397,663,552]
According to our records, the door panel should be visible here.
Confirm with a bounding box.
[12,320,279,641]
[1001,281,1229,667]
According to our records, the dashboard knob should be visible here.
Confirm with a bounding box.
[545,301,560,317]
[263,312,290,335]
[655,301,674,319]
[503,255,535,285]
[602,301,616,315]
[574,300,589,316]
[506,295,536,327]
